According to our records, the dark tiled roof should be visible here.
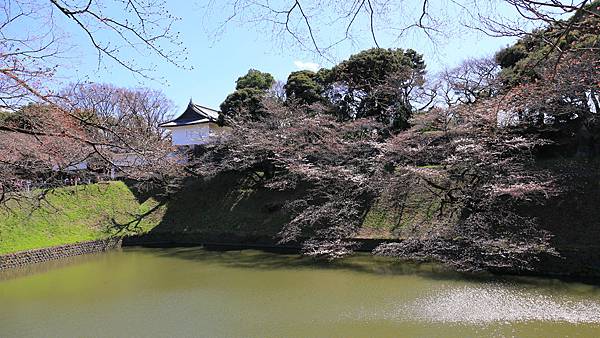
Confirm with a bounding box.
[160,101,220,127]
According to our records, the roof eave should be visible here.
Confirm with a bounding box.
[160,119,216,128]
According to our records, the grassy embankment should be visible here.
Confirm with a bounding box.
[0,171,443,255]
[0,174,301,254]
[0,182,164,255]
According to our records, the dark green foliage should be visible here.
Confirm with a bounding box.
[490,2,600,157]
[315,68,334,85]
[495,1,600,90]
[2,103,53,130]
[495,44,528,69]
[333,48,425,91]
[284,70,324,105]
[0,110,11,123]
[235,69,275,91]
[219,88,267,122]
[328,48,426,130]
[2,110,30,129]
[494,31,551,88]
[220,69,275,123]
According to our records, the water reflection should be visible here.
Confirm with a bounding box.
[0,250,118,281]
[149,246,459,276]
[1,247,600,337]
[402,285,600,324]
[142,246,600,289]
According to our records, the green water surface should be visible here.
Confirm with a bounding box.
[1,247,600,337]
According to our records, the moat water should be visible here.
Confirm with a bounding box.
[2,247,600,337]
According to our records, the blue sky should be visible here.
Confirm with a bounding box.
[55,1,519,116]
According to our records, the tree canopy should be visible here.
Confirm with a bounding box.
[220,69,276,123]
[492,2,600,155]
[191,5,600,268]
[284,70,324,105]
[235,69,276,91]
[496,1,600,89]
[328,48,426,130]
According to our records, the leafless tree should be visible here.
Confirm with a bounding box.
[1,0,183,107]
[63,83,174,140]
[205,0,598,61]
[0,83,179,203]
[268,80,287,102]
[204,0,445,61]
[436,57,500,107]
[189,98,385,258]
[60,83,179,178]
[0,0,185,202]
[189,0,596,269]
[189,88,560,268]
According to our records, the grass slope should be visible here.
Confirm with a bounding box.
[0,170,457,255]
[146,172,301,240]
[0,182,163,255]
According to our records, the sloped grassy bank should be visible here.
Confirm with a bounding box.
[2,163,600,280]
[0,171,432,255]
[123,171,446,247]
[0,182,163,255]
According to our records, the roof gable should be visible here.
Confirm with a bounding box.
[160,100,220,127]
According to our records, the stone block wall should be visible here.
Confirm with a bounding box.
[0,239,122,270]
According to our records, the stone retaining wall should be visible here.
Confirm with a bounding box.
[0,238,122,270]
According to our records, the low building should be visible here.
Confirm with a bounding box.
[159,100,226,146]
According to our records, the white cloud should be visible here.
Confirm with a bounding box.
[293,60,320,72]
